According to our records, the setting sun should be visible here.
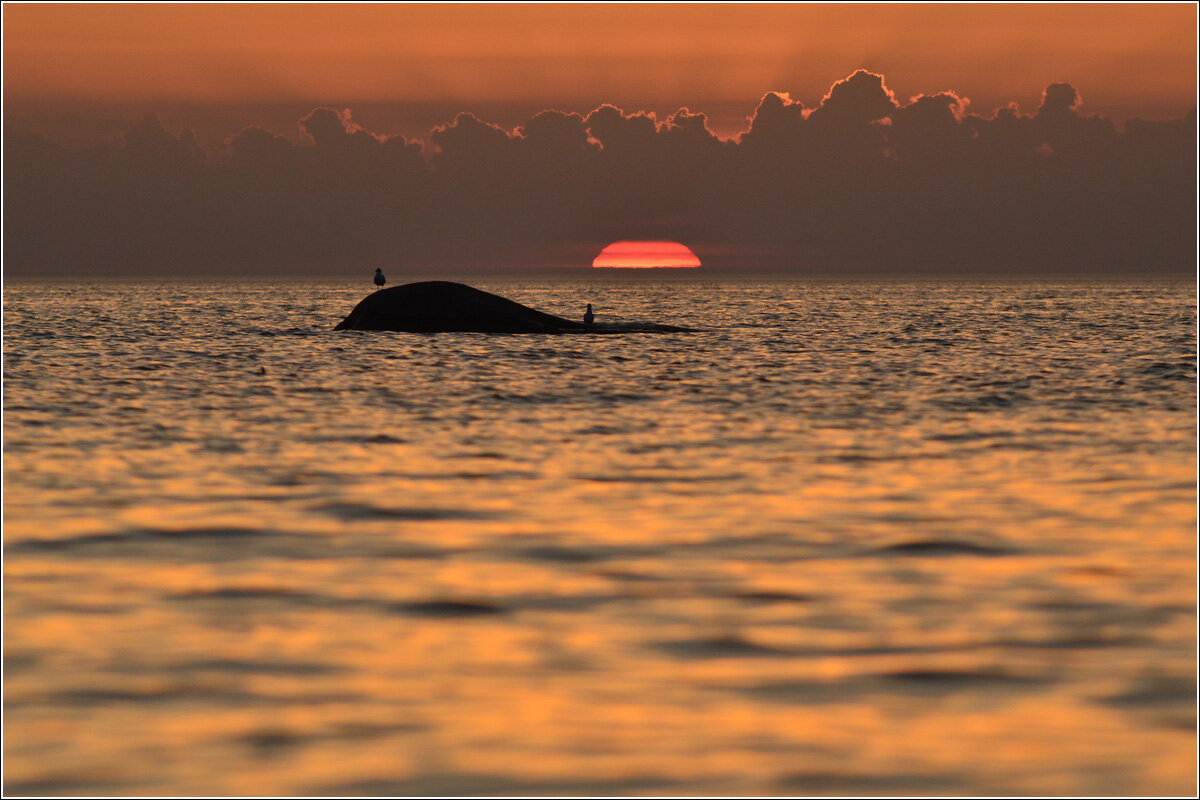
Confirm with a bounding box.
[592,241,702,269]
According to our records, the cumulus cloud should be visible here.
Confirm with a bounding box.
[118,113,206,173]
[3,71,1195,277]
[227,126,293,172]
[739,92,806,147]
[1039,83,1081,117]
[888,92,974,163]
[518,110,595,157]
[431,112,514,166]
[808,69,898,127]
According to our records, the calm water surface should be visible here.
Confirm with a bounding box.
[4,279,1196,796]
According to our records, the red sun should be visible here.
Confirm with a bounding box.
[592,240,702,269]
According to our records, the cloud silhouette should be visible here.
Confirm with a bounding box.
[227,126,293,173]
[3,71,1195,277]
[1039,83,1081,117]
[808,69,898,127]
[888,92,973,163]
[739,92,806,147]
[118,113,206,174]
[518,110,595,158]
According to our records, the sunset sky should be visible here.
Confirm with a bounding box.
[5,3,1196,142]
[3,3,1196,277]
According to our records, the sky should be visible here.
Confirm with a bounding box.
[4,4,1197,141]
[2,3,1197,277]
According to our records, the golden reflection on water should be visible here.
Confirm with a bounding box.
[3,281,1196,795]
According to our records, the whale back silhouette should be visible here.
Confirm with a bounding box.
[335,281,587,333]
[334,280,694,333]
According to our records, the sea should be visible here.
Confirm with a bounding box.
[3,278,1196,796]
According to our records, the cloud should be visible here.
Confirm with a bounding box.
[888,92,974,163]
[584,105,663,161]
[227,126,293,172]
[1038,83,1081,117]
[3,71,1194,277]
[297,107,425,176]
[118,113,206,173]
[518,110,595,158]
[739,92,806,147]
[431,112,516,172]
[808,69,898,127]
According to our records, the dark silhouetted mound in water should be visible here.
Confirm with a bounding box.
[334,281,692,334]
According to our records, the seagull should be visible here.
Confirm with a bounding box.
[374,268,386,291]
[583,303,595,325]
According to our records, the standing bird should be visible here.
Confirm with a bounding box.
[373,268,386,291]
[583,303,595,325]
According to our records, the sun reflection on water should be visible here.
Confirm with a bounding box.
[3,279,1195,795]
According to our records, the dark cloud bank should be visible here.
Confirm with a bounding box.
[4,71,1195,278]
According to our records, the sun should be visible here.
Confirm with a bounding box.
[592,240,701,269]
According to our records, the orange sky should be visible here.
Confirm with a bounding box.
[4,3,1196,134]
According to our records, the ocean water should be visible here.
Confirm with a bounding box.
[3,278,1196,796]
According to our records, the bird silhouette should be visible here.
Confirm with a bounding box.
[374,268,386,290]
